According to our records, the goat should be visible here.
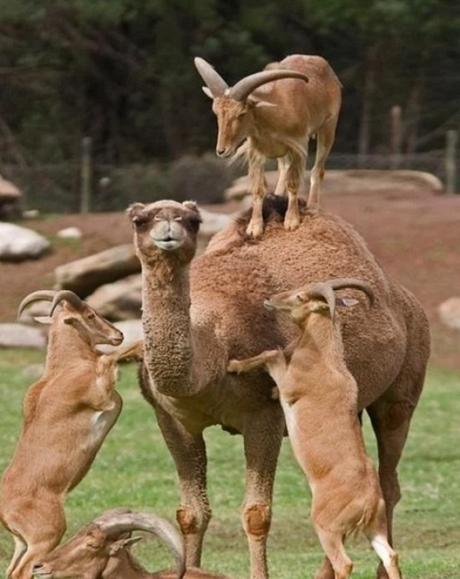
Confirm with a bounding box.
[195,55,341,237]
[32,508,229,579]
[228,278,402,579]
[0,290,139,579]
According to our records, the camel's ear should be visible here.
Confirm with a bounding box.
[182,200,198,212]
[127,203,146,223]
[33,315,53,325]
[109,536,142,555]
[336,297,359,308]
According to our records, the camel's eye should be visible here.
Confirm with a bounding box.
[174,216,183,222]
[153,215,163,222]
[132,215,147,226]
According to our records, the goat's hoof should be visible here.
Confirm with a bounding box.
[227,360,240,373]
[246,221,264,238]
[284,215,301,231]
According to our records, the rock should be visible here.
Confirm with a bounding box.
[438,298,460,331]
[0,222,50,261]
[0,175,22,219]
[22,209,40,219]
[87,275,142,321]
[97,319,143,355]
[54,244,140,297]
[57,227,82,240]
[0,323,47,349]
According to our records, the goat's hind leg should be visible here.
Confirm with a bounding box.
[274,156,289,196]
[284,150,305,231]
[315,528,353,579]
[367,500,402,579]
[227,350,281,374]
[308,118,337,209]
[6,534,27,578]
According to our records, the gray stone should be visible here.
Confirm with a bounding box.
[438,297,460,331]
[0,323,47,349]
[87,275,142,321]
[57,227,82,240]
[0,222,50,261]
[54,244,140,297]
[97,319,143,355]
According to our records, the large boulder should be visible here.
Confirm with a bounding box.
[97,319,143,355]
[54,244,140,297]
[87,274,142,321]
[0,222,50,261]
[0,175,22,219]
[0,323,47,349]
[439,298,460,331]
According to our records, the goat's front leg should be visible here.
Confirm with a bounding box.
[242,407,284,579]
[284,150,305,231]
[154,404,211,568]
[227,350,280,374]
[246,154,266,238]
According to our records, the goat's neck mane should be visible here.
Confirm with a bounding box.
[141,256,200,397]
[294,312,345,368]
[44,318,95,375]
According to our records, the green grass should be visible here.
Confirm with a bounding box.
[0,349,459,578]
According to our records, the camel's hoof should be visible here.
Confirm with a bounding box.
[283,214,301,231]
[246,221,264,238]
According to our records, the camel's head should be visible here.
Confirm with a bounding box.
[264,278,375,324]
[128,200,202,264]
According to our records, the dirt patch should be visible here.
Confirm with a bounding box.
[1,182,459,370]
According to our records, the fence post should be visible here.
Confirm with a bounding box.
[390,105,402,169]
[80,136,92,213]
[445,130,458,194]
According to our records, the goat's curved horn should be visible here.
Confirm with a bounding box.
[306,278,375,320]
[194,57,228,98]
[307,284,337,320]
[49,290,85,317]
[99,512,185,579]
[229,69,309,102]
[17,290,57,320]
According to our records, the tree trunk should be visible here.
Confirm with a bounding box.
[358,47,377,166]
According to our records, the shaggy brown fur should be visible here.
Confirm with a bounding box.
[130,197,430,579]
[0,299,133,579]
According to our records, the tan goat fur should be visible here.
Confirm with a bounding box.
[128,196,429,579]
[196,55,342,236]
[0,296,137,579]
[228,281,402,579]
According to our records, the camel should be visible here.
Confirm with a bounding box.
[128,196,430,579]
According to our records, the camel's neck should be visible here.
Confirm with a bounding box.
[44,322,95,375]
[141,258,198,397]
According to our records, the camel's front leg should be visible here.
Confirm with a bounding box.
[153,404,211,568]
[246,154,267,238]
[242,408,285,579]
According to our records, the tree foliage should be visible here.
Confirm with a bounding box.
[0,0,459,165]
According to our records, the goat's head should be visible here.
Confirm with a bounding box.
[194,57,309,158]
[127,200,201,265]
[18,290,124,347]
[264,278,375,323]
[32,509,185,579]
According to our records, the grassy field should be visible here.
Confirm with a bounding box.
[0,349,459,578]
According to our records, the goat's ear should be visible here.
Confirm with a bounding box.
[33,316,53,325]
[109,536,142,555]
[336,297,359,308]
[127,203,146,223]
[248,97,277,110]
[202,86,214,99]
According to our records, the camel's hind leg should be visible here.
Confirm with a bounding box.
[6,534,27,577]
[308,117,337,209]
[315,528,353,579]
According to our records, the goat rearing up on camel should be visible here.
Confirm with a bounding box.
[228,278,402,579]
[195,55,341,237]
[0,290,137,579]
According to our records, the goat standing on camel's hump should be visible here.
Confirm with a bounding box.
[195,55,341,237]
[228,278,402,579]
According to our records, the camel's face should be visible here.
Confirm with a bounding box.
[128,200,202,263]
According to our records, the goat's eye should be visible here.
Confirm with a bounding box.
[87,312,95,320]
